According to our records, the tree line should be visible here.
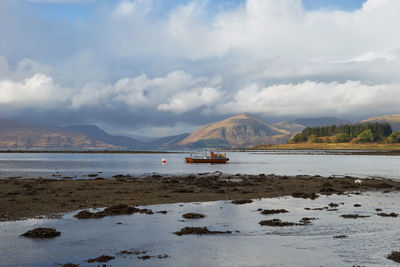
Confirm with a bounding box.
[290,122,400,143]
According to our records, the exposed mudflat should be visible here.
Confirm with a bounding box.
[1,173,400,221]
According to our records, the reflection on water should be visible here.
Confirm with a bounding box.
[0,151,400,179]
[1,192,400,266]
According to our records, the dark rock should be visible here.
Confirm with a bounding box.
[119,250,146,255]
[174,227,232,236]
[340,214,370,219]
[377,212,398,217]
[138,255,152,260]
[74,204,153,219]
[333,235,348,239]
[182,213,206,219]
[260,209,289,215]
[354,204,362,207]
[291,192,319,200]
[387,251,400,263]
[299,217,318,225]
[87,255,115,263]
[157,210,168,214]
[231,199,253,205]
[21,228,61,238]
[259,219,297,227]
[328,203,339,208]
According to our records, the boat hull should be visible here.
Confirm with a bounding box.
[185,157,229,164]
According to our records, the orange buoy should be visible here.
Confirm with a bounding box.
[161,158,166,163]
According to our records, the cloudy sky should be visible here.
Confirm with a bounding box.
[1,0,400,136]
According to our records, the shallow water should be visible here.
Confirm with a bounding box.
[1,192,400,266]
[0,151,400,179]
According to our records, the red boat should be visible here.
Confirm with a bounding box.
[185,151,229,164]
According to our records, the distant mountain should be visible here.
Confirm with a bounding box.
[361,114,400,131]
[273,121,306,133]
[142,133,190,149]
[0,119,118,149]
[292,117,352,128]
[177,113,291,148]
[63,125,140,149]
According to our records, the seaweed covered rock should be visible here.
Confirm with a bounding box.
[74,204,153,219]
[231,199,253,205]
[182,213,206,219]
[340,214,370,219]
[87,255,115,263]
[174,227,232,236]
[259,219,297,227]
[387,251,400,263]
[291,192,319,200]
[260,209,288,215]
[21,227,61,238]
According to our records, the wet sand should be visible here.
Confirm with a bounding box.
[1,173,400,221]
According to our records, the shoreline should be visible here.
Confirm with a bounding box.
[1,173,400,221]
[0,150,183,154]
[0,149,400,156]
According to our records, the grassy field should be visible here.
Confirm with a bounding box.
[254,142,400,150]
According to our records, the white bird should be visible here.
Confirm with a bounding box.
[354,179,362,184]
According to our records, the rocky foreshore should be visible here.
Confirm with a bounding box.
[1,172,399,221]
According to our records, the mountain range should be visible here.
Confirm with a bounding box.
[0,113,399,149]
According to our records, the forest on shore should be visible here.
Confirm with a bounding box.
[290,123,400,144]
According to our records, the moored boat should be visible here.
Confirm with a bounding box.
[185,151,229,163]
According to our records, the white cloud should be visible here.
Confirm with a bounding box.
[217,81,400,117]
[26,0,95,3]
[0,73,69,108]
[113,0,152,16]
[3,0,400,133]
[157,86,222,113]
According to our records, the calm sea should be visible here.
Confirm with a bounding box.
[0,151,399,179]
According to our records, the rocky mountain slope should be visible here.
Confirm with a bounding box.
[63,125,140,149]
[177,113,291,148]
[0,119,117,149]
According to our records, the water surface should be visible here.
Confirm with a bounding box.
[0,151,399,179]
[1,192,399,266]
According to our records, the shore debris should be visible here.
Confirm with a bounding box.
[174,227,232,236]
[21,227,61,238]
[182,212,206,219]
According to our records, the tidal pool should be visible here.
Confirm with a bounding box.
[1,192,400,266]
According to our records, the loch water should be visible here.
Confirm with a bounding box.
[0,151,399,179]
[1,192,400,266]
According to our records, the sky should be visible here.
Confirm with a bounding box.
[1,0,400,137]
